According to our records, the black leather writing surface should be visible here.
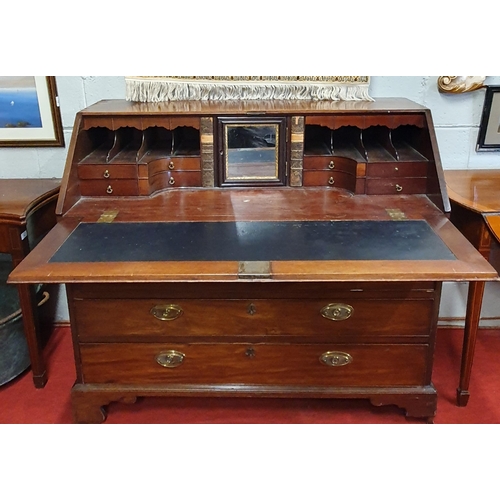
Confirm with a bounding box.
[49,220,457,263]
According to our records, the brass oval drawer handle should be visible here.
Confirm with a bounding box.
[328,177,335,185]
[328,161,335,169]
[169,177,176,186]
[150,304,183,321]
[156,350,185,368]
[320,303,354,321]
[320,351,353,367]
[106,185,113,194]
[103,169,110,179]
[395,184,403,192]
[168,161,175,170]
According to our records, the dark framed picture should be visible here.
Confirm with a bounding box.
[0,76,64,147]
[477,85,500,152]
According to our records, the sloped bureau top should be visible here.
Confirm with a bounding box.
[56,98,449,216]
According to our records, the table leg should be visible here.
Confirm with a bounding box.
[457,281,485,407]
[17,284,47,388]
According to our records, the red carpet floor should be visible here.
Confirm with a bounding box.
[1,326,499,424]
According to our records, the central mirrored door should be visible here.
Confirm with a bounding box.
[217,117,287,187]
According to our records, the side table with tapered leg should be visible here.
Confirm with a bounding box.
[445,169,500,406]
[0,179,60,388]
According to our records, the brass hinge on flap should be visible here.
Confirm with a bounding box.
[97,209,119,223]
[386,208,407,221]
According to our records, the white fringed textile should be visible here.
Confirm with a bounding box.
[125,76,373,102]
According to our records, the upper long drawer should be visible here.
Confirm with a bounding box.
[72,297,436,341]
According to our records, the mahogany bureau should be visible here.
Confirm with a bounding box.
[8,99,497,423]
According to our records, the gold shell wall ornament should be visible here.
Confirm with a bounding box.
[438,76,486,94]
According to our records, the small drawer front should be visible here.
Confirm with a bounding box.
[303,156,358,174]
[78,164,138,180]
[366,162,428,178]
[73,298,434,340]
[79,179,139,196]
[148,171,202,190]
[146,157,201,177]
[303,171,357,191]
[365,177,428,195]
[80,342,429,387]
[164,157,200,171]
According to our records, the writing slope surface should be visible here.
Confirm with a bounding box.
[49,220,457,263]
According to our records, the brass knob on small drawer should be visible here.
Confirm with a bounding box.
[328,177,335,185]
[320,303,354,321]
[169,177,176,186]
[328,161,335,169]
[106,185,113,194]
[320,351,353,367]
[103,169,110,179]
[395,184,403,192]
[247,303,257,315]
[150,304,183,321]
[168,161,175,170]
[156,350,185,368]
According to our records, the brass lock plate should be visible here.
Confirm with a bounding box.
[238,261,272,279]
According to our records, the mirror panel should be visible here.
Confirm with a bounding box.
[226,124,278,181]
[218,118,287,187]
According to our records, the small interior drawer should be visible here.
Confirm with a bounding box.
[365,177,428,195]
[79,179,139,197]
[366,162,428,178]
[78,164,138,180]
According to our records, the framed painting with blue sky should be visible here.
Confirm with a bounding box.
[0,76,64,147]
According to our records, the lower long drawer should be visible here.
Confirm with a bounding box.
[79,342,429,387]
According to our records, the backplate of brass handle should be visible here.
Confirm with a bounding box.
[320,351,353,367]
[320,303,354,321]
[103,169,110,178]
[156,350,185,368]
[150,304,183,321]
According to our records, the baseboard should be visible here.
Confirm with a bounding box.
[439,319,500,329]
[51,320,71,328]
